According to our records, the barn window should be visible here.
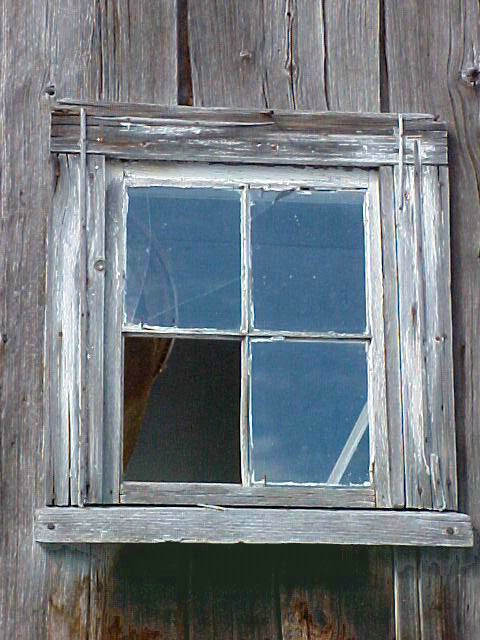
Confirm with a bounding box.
[36,103,473,547]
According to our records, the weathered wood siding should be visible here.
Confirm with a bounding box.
[1,1,479,638]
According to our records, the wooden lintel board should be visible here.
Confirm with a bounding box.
[50,102,447,166]
[35,507,473,547]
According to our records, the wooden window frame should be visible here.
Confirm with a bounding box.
[36,101,473,547]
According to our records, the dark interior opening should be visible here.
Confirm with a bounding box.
[123,337,241,483]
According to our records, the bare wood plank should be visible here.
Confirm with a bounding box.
[120,482,375,508]
[50,111,448,166]
[102,162,125,504]
[54,100,446,128]
[395,163,433,509]
[46,154,84,506]
[35,507,473,546]
[394,548,421,640]
[365,170,393,507]
[85,156,106,504]
[379,166,405,508]
[423,165,457,510]
[98,0,178,103]
[278,546,394,640]
[323,0,380,111]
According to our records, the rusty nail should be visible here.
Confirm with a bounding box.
[445,527,454,535]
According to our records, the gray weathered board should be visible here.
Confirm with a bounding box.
[35,507,473,547]
[51,101,447,166]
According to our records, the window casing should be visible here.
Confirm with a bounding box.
[36,103,472,547]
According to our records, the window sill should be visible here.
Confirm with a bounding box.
[35,507,473,547]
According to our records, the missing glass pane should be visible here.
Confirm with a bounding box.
[123,337,241,483]
[250,340,369,485]
[251,189,366,333]
[125,187,242,329]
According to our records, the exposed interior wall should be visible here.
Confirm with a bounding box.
[1,1,479,638]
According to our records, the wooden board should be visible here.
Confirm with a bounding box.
[35,507,473,547]
[385,1,480,637]
[50,103,448,166]
[120,481,375,508]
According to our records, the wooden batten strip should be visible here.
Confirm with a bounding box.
[85,156,106,504]
[365,171,392,507]
[379,167,405,508]
[53,100,447,130]
[102,162,126,503]
[119,482,375,508]
[35,507,473,547]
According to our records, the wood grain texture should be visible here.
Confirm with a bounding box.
[35,507,473,547]
[365,170,393,507]
[385,0,480,637]
[46,154,83,506]
[379,166,405,508]
[85,156,106,505]
[120,481,375,508]
[395,163,456,511]
[0,1,179,638]
[51,105,448,166]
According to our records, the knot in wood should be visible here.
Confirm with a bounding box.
[461,66,480,87]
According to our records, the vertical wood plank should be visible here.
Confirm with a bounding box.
[0,0,103,636]
[99,0,178,104]
[394,548,421,640]
[102,163,125,504]
[395,163,432,509]
[322,0,380,111]
[85,156,106,505]
[47,154,83,506]
[386,1,480,637]
[366,170,398,508]
[379,166,405,508]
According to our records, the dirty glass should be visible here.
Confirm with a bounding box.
[251,189,366,333]
[125,187,242,329]
[124,337,242,483]
[250,340,369,485]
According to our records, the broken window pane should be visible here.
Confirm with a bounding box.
[250,340,369,485]
[251,189,366,333]
[123,337,241,483]
[125,187,242,329]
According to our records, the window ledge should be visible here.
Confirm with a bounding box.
[35,507,473,547]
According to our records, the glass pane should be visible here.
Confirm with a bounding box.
[250,341,369,485]
[124,337,241,483]
[125,187,242,329]
[251,189,366,333]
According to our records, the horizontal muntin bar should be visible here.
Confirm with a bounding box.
[122,324,371,341]
[36,507,473,547]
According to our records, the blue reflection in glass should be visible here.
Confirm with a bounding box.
[125,187,242,329]
[251,189,366,333]
[250,341,369,485]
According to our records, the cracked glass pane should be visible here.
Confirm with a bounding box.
[125,187,242,329]
[250,340,369,485]
[251,189,366,333]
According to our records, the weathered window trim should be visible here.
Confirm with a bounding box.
[41,101,472,547]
